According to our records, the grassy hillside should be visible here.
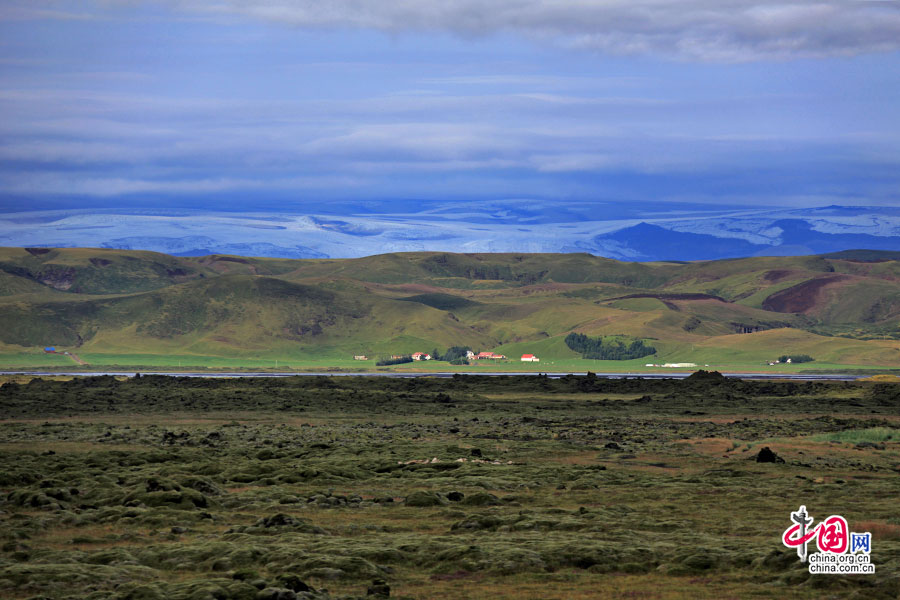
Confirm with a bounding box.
[0,247,210,294]
[1,247,898,369]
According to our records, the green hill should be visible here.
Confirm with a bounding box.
[1,247,898,369]
[0,247,210,294]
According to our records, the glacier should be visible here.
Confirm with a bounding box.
[1,202,898,261]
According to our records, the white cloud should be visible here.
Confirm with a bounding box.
[0,173,367,196]
[131,0,900,61]
[531,153,616,173]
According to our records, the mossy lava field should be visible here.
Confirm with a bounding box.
[1,372,899,599]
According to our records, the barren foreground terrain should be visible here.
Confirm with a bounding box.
[1,372,898,599]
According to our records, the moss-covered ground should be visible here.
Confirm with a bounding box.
[1,372,898,599]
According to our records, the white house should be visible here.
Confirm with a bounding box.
[521,354,540,362]
[411,352,431,361]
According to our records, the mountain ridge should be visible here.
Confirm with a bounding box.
[1,247,898,368]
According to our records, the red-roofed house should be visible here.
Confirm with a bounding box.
[521,354,540,362]
[411,352,431,361]
[476,352,506,360]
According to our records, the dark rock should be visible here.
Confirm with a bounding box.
[276,574,311,593]
[182,476,223,496]
[232,569,260,581]
[751,548,797,570]
[446,491,465,502]
[686,370,728,383]
[604,442,622,450]
[451,514,504,531]
[681,552,717,570]
[404,491,446,507]
[367,578,391,597]
[258,513,296,528]
[461,492,500,506]
[756,447,785,463]
[470,448,482,457]
[855,442,886,450]
[256,588,297,600]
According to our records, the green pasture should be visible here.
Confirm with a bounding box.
[1,346,894,374]
[0,351,75,368]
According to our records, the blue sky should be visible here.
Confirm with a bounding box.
[1,1,899,212]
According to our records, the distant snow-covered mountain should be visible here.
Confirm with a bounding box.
[1,202,898,261]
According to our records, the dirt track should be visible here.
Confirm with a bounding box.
[66,352,87,365]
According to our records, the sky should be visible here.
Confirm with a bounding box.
[1,1,899,216]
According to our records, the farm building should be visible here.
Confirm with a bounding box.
[476,352,506,360]
[521,354,540,362]
[411,352,432,361]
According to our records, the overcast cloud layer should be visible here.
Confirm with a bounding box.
[1,1,899,231]
[97,0,900,61]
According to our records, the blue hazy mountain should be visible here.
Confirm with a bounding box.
[766,219,900,254]
[593,223,767,261]
[592,220,900,262]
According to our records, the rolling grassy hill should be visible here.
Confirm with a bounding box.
[0,247,898,370]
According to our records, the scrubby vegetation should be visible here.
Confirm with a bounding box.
[1,373,899,599]
[564,332,657,360]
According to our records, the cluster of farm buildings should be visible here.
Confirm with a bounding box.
[354,351,540,362]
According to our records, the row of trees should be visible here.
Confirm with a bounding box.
[379,336,663,365]
[438,346,471,364]
[375,356,413,366]
[376,346,473,366]
[564,332,657,361]
[778,354,814,363]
